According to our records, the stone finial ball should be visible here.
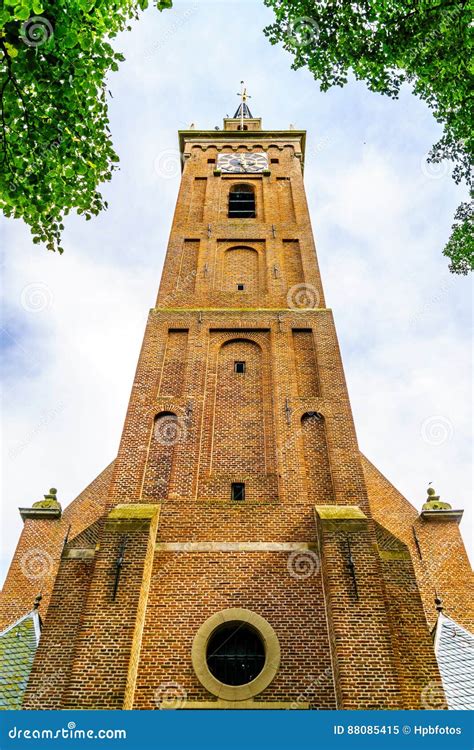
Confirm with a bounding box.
[49,488,57,495]
[427,487,436,496]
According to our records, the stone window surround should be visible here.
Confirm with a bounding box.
[191,608,281,701]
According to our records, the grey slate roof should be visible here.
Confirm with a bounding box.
[233,102,253,119]
[434,613,474,710]
[0,611,41,710]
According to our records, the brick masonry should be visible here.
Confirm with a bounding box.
[3,115,472,709]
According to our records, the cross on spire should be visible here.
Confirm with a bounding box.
[234,81,253,126]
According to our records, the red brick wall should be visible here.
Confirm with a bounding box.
[133,551,336,709]
[301,414,335,505]
[293,329,320,397]
[0,463,114,629]
[362,455,474,631]
[23,557,95,709]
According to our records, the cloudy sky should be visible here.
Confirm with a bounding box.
[1,0,472,586]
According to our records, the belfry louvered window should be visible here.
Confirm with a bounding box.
[228,184,255,218]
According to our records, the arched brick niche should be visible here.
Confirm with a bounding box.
[198,332,278,503]
[300,412,335,505]
[143,411,182,501]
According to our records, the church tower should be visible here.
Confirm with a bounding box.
[3,94,472,711]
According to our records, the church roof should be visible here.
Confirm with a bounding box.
[433,613,474,710]
[233,102,253,119]
[0,610,41,709]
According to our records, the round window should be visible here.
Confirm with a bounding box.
[206,622,265,686]
[192,608,280,700]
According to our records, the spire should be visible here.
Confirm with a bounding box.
[233,81,253,122]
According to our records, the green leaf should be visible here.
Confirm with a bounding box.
[263,0,473,274]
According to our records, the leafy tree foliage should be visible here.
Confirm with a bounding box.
[0,0,171,252]
[264,0,473,274]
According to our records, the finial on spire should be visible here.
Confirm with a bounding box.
[33,593,42,610]
[434,593,444,613]
[234,81,253,126]
[422,485,452,511]
[32,487,62,511]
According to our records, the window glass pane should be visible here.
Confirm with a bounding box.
[231,482,245,500]
[228,185,256,218]
[206,623,265,685]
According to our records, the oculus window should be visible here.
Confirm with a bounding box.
[206,622,265,686]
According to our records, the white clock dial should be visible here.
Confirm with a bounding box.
[217,152,268,173]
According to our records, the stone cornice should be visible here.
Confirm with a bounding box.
[19,507,62,521]
[178,129,306,166]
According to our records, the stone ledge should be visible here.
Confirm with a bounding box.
[107,504,161,520]
[151,307,330,314]
[155,541,317,552]
[420,509,464,523]
[315,505,368,532]
[178,700,310,710]
[63,548,96,560]
[19,507,62,522]
[105,504,160,533]
[378,549,411,561]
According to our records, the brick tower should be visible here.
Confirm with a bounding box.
[2,96,473,711]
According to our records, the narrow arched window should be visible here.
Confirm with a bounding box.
[228,184,255,218]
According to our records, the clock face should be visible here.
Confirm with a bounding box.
[217,152,268,173]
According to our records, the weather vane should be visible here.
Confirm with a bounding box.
[237,81,251,130]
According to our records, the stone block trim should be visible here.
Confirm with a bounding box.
[191,608,281,701]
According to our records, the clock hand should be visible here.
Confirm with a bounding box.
[239,155,248,173]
